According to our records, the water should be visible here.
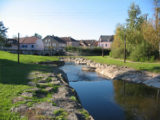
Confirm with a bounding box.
[60,63,160,120]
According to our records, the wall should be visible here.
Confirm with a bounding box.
[98,42,112,49]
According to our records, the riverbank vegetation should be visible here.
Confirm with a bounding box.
[65,46,110,56]
[85,56,160,73]
[110,1,160,62]
[0,51,59,119]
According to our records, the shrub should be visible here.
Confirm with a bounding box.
[65,46,110,56]
[130,42,150,62]
[110,47,125,58]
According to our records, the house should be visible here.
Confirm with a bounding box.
[43,35,66,50]
[20,36,44,50]
[79,40,98,48]
[98,35,114,49]
[60,37,79,47]
[6,38,18,49]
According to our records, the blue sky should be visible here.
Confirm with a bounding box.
[0,0,154,40]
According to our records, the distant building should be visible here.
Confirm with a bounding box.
[20,36,44,50]
[6,38,18,49]
[43,35,66,50]
[98,35,114,49]
[79,40,98,48]
[60,37,79,47]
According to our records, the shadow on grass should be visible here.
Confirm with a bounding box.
[0,59,53,85]
[141,66,160,73]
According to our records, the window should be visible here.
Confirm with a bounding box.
[52,43,56,46]
[105,44,107,47]
[22,45,27,48]
[31,45,34,48]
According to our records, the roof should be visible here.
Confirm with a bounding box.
[43,35,66,44]
[79,40,97,47]
[60,37,78,43]
[79,41,88,47]
[99,35,114,42]
[20,36,39,44]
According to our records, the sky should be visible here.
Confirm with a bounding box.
[0,0,155,40]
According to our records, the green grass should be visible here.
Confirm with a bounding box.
[53,109,68,120]
[70,96,77,101]
[79,109,90,120]
[0,51,59,63]
[84,56,160,73]
[0,51,59,119]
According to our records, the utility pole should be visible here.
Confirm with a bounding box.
[124,31,126,63]
[17,33,20,64]
[102,46,104,57]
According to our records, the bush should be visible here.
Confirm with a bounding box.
[65,46,110,56]
[130,42,151,62]
[110,47,125,58]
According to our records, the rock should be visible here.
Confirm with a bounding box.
[68,113,80,120]
[51,77,58,81]
[44,87,53,92]
[38,79,48,83]
[58,73,68,84]
[82,66,96,72]
[143,75,160,88]
[11,104,28,115]
[21,92,33,97]
[53,98,81,109]
[29,102,60,116]
[28,82,36,86]
[12,96,25,103]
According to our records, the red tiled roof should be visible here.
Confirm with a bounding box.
[20,36,38,44]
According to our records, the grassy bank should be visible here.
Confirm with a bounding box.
[0,51,58,119]
[84,56,160,73]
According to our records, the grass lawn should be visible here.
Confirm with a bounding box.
[0,51,59,120]
[84,56,160,73]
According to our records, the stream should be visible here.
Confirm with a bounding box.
[60,63,160,120]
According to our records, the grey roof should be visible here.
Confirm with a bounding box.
[43,35,66,44]
[99,35,114,42]
[79,40,97,46]
[60,37,78,43]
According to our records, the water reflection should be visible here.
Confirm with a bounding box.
[61,63,160,120]
[113,80,160,120]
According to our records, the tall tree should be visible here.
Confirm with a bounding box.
[111,2,158,61]
[0,21,8,47]
[154,0,160,58]
[34,33,42,39]
[127,3,141,29]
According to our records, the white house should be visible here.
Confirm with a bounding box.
[20,36,44,50]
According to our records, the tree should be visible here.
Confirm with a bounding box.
[127,3,141,29]
[110,24,126,58]
[111,2,158,61]
[34,33,42,39]
[0,21,8,47]
[154,0,160,58]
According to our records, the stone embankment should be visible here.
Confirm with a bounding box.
[11,61,93,120]
[61,57,160,89]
